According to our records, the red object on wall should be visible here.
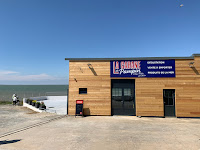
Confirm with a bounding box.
[75,100,84,117]
[76,100,83,104]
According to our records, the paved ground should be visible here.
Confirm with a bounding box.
[0,105,200,150]
[0,105,59,134]
[44,96,67,115]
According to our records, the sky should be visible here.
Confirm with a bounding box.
[0,0,200,85]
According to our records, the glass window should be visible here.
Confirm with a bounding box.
[124,88,131,96]
[79,88,87,94]
[163,90,175,106]
[112,88,122,96]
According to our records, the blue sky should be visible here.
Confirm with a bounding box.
[0,0,200,85]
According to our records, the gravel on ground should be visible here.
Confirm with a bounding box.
[0,105,60,134]
[0,105,200,150]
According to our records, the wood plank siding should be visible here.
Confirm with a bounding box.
[68,56,200,117]
[68,61,111,115]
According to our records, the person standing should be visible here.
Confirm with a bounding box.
[13,96,17,106]
[12,93,16,100]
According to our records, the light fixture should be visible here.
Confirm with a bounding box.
[189,62,199,75]
[189,62,194,68]
[74,78,77,82]
[87,63,97,76]
[87,63,93,69]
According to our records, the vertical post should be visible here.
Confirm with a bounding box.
[67,89,69,116]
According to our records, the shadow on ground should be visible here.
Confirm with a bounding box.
[0,139,21,145]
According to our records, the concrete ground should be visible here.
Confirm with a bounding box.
[44,96,67,115]
[28,96,67,115]
[0,105,59,134]
[0,105,200,150]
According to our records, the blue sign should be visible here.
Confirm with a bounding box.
[110,60,175,78]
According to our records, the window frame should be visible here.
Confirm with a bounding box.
[79,88,87,94]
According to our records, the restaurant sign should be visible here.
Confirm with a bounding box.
[110,60,175,77]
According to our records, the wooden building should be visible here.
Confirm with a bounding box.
[65,54,200,117]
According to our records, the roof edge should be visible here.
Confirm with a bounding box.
[192,54,200,57]
[65,54,200,61]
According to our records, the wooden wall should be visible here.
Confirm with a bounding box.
[68,61,111,115]
[68,56,200,117]
[136,57,200,117]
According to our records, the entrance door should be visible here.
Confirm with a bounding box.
[111,79,135,115]
[163,89,175,117]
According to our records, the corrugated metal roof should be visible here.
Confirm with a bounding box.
[65,54,200,61]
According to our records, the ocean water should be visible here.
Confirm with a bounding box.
[0,85,68,101]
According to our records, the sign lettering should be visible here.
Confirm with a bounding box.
[110,60,175,77]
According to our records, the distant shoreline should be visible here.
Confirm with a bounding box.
[0,85,68,101]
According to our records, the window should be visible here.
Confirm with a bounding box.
[163,89,175,106]
[112,88,122,96]
[124,88,131,96]
[79,88,87,94]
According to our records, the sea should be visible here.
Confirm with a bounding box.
[0,85,68,101]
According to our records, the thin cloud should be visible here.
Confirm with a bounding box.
[0,71,62,81]
[0,71,19,75]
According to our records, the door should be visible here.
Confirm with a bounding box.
[163,89,175,117]
[111,79,135,115]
